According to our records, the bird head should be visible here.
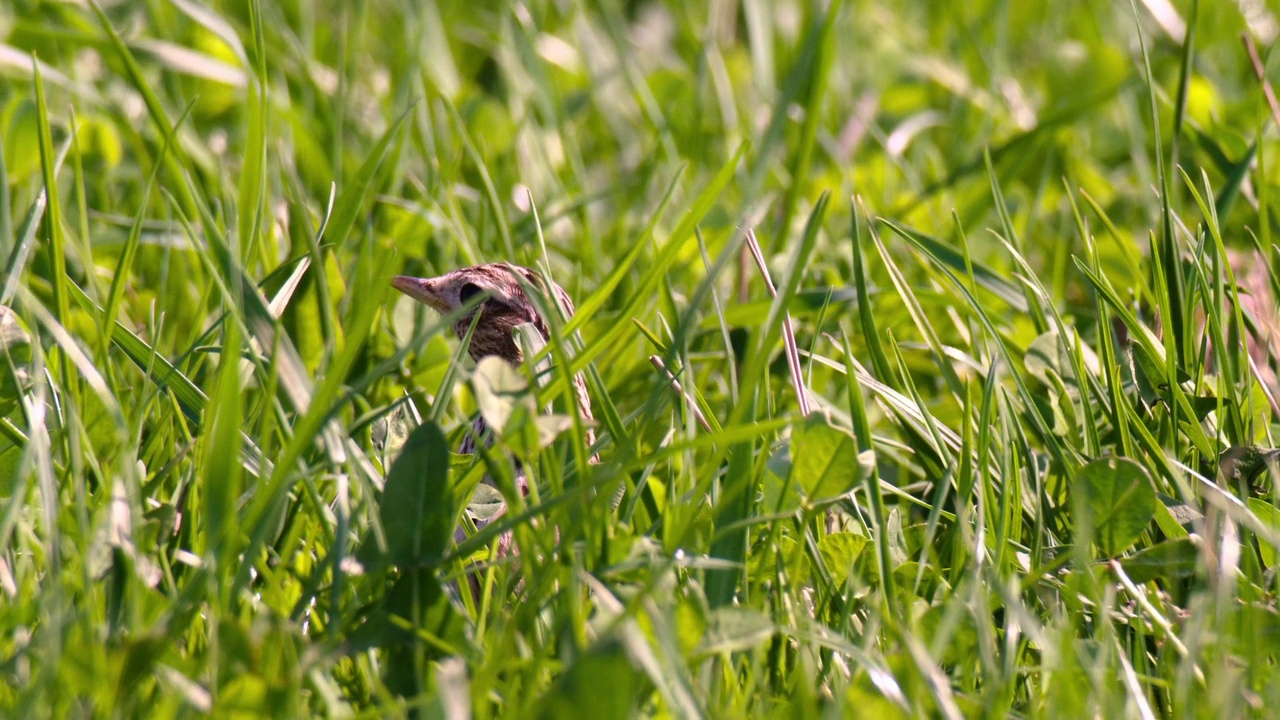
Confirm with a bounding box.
[392,263,570,363]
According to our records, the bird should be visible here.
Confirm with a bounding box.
[390,263,598,577]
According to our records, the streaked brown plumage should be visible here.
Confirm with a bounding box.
[391,263,596,572]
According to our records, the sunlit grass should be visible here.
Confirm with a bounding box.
[2,0,1280,715]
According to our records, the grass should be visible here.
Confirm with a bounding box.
[3,0,1280,716]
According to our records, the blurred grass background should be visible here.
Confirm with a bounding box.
[3,0,1280,716]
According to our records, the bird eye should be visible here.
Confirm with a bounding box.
[458,283,483,305]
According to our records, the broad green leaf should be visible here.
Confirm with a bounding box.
[791,411,871,503]
[1024,327,1099,391]
[819,532,869,587]
[1117,537,1201,584]
[372,401,415,470]
[471,355,533,436]
[763,446,802,514]
[1078,457,1155,557]
[537,637,644,719]
[346,567,467,693]
[381,421,453,567]
[746,534,807,587]
[466,483,506,524]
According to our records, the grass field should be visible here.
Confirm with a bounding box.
[3,0,1280,716]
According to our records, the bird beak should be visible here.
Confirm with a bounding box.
[391,275,450,313]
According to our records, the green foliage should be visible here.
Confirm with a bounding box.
[380,421,453,568]
[1076,457,1156,557]
[3,0,1280,716]
[790,411,872,504]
